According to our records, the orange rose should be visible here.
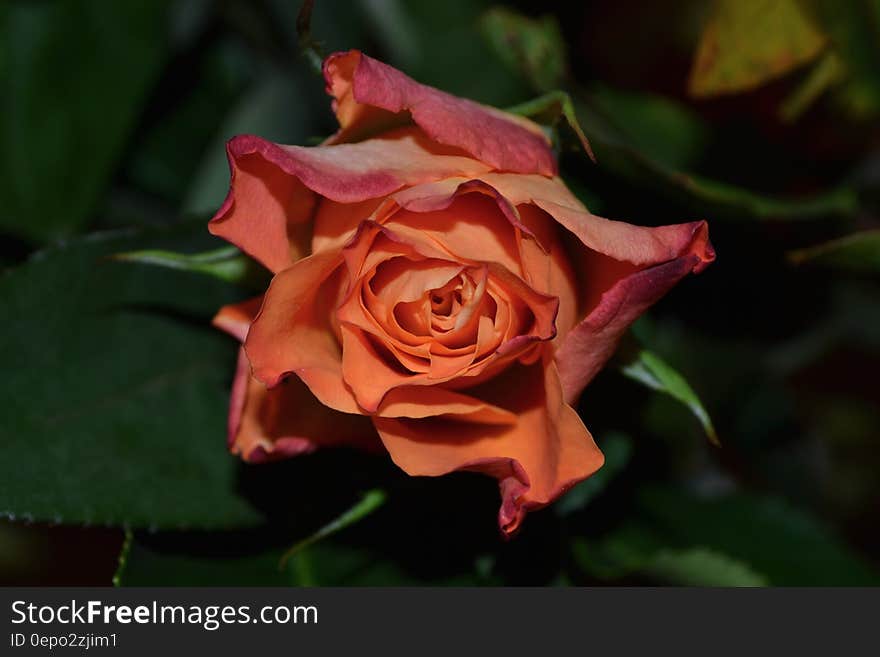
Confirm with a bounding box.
[211,50,714,535]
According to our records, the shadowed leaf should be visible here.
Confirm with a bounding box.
[279,489,387,569]
[638,487,880,585]
[0,1,170,241]
[573,487,879,585]
[810,0,880,120]
[780,50,846,121]
[295,0,324,74]
[647,548,768,586]
[117,533,494,586]
[788,229,880,271]
[481,7,566,92]
[507,90,595,161]
[573,536,768,586]
[573,93,858,220]
[588,86,710,170]
[0,225,264,529]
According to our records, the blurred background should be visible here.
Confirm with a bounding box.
[1,0,878,586]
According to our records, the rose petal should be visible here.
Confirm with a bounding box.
[369,258,464,306]
[373,354,604,536]
[311,197,384,255]
[338,254,559,411]
[340,323,416,412]
[213,298,376,459]
[245,251,362,414]
[322,178,545,282]
[476,172,713,267]
[383,192,525,277]
[323,50,556,176]
[341,276,434,375]
[228,348,378,463]
[391,177,535,239]
[376,386,517,425]
[555,221,714,402]
[485,262,559,348]
[212,296,264,343]
[515,203,579,339]
[210,128,490,273]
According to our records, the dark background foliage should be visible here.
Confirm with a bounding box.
[1,0,878,586]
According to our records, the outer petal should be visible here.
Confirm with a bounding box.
[213,299,377,461]
[476,173,714,267]
[213,297,264,342]
[209,128,491,273]
[373,354,604,536]
[213,297,265,448]
[555,221,714,402]
[227,348,378,463]
[323,50,556,176]
[244,251,362,414]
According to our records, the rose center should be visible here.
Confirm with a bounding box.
[373,260,495,349]
[425,273,480,332]
[429,280,463,317]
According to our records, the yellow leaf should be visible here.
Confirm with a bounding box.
[689,0,827,97]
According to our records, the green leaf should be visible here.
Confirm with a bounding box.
[555,433,632,516]
[571,524,666,581]
[119,38,254,212]
[279,489,387,568]
[573,533,768,586]
[671,173,857,220]
[182,69,323,216]
[0,0,170,242]
[381,0,530,108]
[295,0,324,74]
[688,0,827,97]
[780,50,847,121]
[112,245,269,289]
[112,246,246,281]
[573,94,859,221]
[636,487,880,585]
[787,229,880,272]
[809,0,880,120]
[355,0,420,68]
[112,529,133,587]
[621,350,719,446]
[646,548,768,586]
[480,7,566,92]
[118,531,493,586]
[119,535,300,586]
[0,224,264,529]
[587,86,710,170]
[119,538,413,586]
[506,90,595,161]
[573,487,879,585]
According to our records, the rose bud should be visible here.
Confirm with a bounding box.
[211,50,714,535]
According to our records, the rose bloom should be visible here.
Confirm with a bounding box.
[211,50,714,535]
